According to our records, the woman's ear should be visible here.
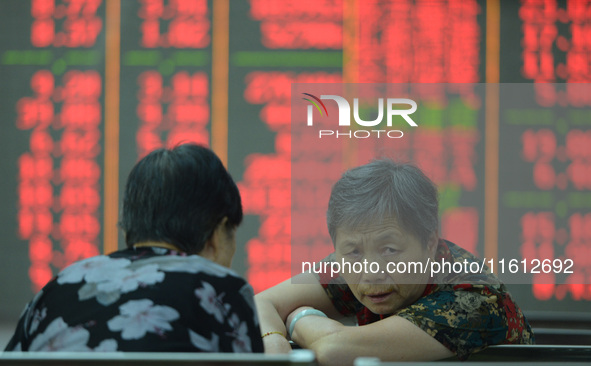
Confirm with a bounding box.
[200,217,234,267]
[210,217,229,250]
[427,232,439,258]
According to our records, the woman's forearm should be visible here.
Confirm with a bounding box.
[253,275,341,354]
[288,308,345,349]
[254,297,292,353]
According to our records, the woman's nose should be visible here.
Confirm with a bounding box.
[359,259,390,284]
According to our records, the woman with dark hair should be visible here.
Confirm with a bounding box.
[5,144,263,353]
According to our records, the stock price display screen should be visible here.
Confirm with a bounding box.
[0,0,590,322]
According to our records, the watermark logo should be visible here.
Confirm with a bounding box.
[302,93,418,139]
[302,93,328,119]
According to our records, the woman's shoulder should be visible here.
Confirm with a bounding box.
[111,247,246,281]
[434,239,504,288]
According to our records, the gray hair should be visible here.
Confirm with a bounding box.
[326,159,439,247]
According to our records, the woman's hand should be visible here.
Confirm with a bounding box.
[261,331,292,354]
[253,273,342,355]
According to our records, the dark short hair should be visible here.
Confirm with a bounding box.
[327,159,439,247]
[120,144,243,254]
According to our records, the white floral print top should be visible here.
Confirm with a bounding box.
[4,247,263,353]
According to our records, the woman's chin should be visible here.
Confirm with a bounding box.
[363,294,401,314]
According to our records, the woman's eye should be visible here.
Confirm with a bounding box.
[383,247,398,255]
[347,249,361,257]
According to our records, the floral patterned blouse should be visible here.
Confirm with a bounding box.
[4,247,263,353]
[318,239,535,361]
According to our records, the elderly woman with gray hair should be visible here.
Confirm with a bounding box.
[255,159,533,365]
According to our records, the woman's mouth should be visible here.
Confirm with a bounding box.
[365,291,394,303]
